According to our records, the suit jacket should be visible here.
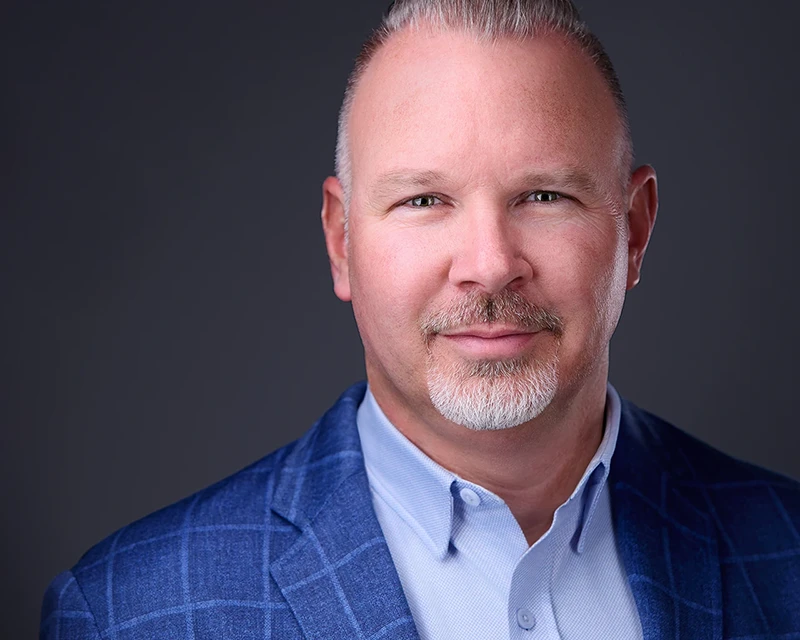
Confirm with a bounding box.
[42,382,800,639]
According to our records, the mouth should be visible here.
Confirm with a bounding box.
[437,326,543,359]
[440,326,535,339]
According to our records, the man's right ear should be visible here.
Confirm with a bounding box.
[321,176,352,302]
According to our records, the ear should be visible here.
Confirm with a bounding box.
[321,176,352,302]
[625,165,659,290]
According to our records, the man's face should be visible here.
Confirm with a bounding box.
[323,28,656,431]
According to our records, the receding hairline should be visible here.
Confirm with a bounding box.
[336,8,634,210]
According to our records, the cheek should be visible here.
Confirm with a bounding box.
[348,226,446,347]
[533,220,627,329]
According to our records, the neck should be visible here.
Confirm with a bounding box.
[368,366,609,546]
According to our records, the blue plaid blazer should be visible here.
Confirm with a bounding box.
[42,383,800,639]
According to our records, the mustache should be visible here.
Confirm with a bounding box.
[420,290,564,338]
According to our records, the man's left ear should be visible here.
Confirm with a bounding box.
[625,165,659,290]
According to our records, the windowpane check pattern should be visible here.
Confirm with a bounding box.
[42,383,800,639]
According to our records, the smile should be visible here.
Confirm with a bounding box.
[438,327,542,359]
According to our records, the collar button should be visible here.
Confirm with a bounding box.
[459,487,481,507]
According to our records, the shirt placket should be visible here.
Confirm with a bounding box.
[507,496,580,639]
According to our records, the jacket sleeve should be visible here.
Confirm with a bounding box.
[40,570,102,640]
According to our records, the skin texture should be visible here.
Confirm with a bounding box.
[321,26,658,544]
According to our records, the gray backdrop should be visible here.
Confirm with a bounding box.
[3,0,798,636]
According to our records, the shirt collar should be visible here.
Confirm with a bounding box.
[572,384,620,553]
[357,384,622,559]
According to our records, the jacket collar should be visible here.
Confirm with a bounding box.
[609,398,722,640]
[269,382,420,640]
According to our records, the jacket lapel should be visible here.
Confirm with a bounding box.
[610,400,722,640]
[269,384,420,640]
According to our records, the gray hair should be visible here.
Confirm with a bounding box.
[335,0,633,211]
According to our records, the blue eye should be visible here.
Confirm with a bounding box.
[407,195,442,207]
[527,191,561,203]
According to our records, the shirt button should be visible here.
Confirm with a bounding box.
[459,487,481,506]
[516,608,536,630]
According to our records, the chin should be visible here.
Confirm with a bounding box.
[426,355,559,431]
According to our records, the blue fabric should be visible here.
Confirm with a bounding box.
[41,382,800,639]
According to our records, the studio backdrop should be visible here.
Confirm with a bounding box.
[2,1,798,637]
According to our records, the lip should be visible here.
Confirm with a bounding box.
[440,326,536,339]
[437,327,541,358]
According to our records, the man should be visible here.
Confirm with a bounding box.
[41,0,800,638]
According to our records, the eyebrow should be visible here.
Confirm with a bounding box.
[515,168,603,195]
[369,170,452,203]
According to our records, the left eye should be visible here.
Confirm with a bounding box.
[405,195,442,207]
[526,191,561,203]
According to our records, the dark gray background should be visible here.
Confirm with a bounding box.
[3,0,798,636]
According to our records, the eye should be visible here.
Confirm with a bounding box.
[404,195,443,208]
[526,191,562,203]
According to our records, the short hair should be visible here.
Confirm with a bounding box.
[335,0,633,211]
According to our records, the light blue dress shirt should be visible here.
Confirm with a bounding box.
[356,384,643,639]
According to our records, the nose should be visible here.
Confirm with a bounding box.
[448,207,533,294]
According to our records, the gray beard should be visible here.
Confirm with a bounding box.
[426,354,558,431]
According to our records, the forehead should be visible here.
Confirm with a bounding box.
[348,27,625,195]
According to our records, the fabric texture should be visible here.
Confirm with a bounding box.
[41,382,800,639]
[357,383,642,639]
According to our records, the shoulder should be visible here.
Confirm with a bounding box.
[612,399,800,630]
[619,398,800,537]
[40,447,289,638]
[45,446,290,636]
[621,398,799,488]
[42,382,370,638]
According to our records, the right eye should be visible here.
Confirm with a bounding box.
[404,195,443,208]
